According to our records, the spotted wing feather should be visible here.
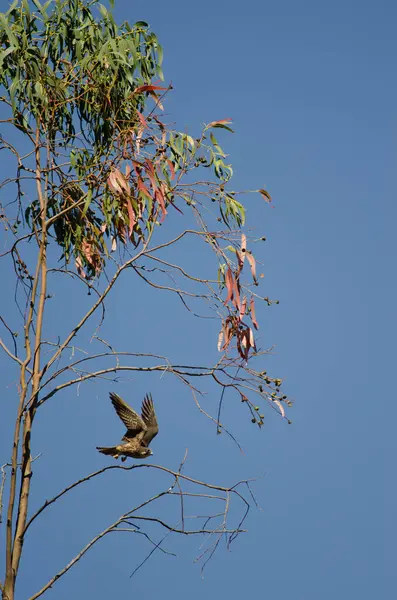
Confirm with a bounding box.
[141,393,158,447]
[109,392,146,441]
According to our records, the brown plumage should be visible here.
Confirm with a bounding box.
[97,392,158,461]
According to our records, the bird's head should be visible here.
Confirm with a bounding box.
[138,447,153,458]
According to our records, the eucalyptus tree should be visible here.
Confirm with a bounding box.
[0,1,290,599]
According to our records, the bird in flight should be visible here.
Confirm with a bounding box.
[97,392,158,461]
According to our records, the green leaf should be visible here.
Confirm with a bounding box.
[185,134,195,149]
[0,13,19,47]
[81,188,93,217]
[0,45,16,68]
[98,4,109,20]
[5,0,19,16]
[31,0,43,11]
[155,64,164,81]
[157,42,163,65]
[34,81,45,102]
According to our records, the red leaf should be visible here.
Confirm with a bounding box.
[107,171,123,194]
[236,233,247,275]
[241,233,247,257]
[238,328,250,361]
[239,296,247,322]
[221,318,234,351]
[82,239,95,267]
[232,274,241,311]
[145,159,157,191]
[136,110,148,129]
[133,84,168,95]
[126,198,136,236]
[224,268,234,305]
[205,118,234,132]
[75,256,86,278]
[249,327,256,352]
[108,168,130,195]
[222,321,229,350]
[246,252,257,282]
[137,175,151,198]
[236,331,245,360]
[250,296,259,330]
[167,159,176,180]
[259,188,272,203]
[225,325,232,350]
[131,160,142,174]
[155,183,167,221]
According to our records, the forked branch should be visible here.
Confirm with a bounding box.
[26,461,256,600]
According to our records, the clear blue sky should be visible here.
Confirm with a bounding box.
[1,0,396,598]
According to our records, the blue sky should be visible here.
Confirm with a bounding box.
[1,0,396,598]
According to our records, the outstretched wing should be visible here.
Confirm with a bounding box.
[141,393,159,447]
[109,392,146,440]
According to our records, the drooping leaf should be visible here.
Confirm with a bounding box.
[75,256,86,278]
[205,118,234,133]
[217,330,223,352]
[273,399,285,419]
[148,90,164,110]
[239,296,247,321]
[137,175,151,199]
[224,268,234,305]
[250,296,259,330]
[249,327,256,351]
[108,168,130,195]
[136,110,148,129]
[166,159,175,180]
[155,184,167,221]
[240,233,247,256]
[236,232,246,274]
[259,188,272,203]
[246,252,257,282]
[232,272,241,311]
[126,197,136,236]
[133,83,167,95]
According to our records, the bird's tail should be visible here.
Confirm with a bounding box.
[96,446,119,457]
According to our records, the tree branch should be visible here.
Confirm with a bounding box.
[40,221,158,380]
[26,460,252,600]
[0,338,24,369]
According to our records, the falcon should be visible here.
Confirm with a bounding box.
[97,392,158,461]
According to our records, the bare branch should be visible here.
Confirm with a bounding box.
[145,253,218,284]
[0,315,19,359]
[26,460,252,600]
[25,462,251,534]
[132,264,212,300]
[0,337,25,369]
[40,223,158,381]
[111,528,176,557]
[129,527,175,578]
